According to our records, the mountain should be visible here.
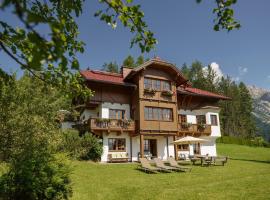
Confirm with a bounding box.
[248,85,270,141]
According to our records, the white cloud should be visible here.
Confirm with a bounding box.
[239,66,248,76]
[202,62,224,82]
[233,76,240,82]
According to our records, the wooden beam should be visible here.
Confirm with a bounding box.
[140,134,144,158]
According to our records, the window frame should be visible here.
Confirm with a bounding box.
[109,109,125,119]
[177,144,189,151]
[162,80,171,91]
[196,115,206,124]
[144,78,152,89]
[210,114,218,126]
[179,114,187,123]
[144,106,173,121]
[144,77,172,92]
[108,138,126,152]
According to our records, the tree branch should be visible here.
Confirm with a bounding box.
[0,41,46,82]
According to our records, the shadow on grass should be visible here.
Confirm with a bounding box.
[230,158,270,164]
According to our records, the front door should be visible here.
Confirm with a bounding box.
[144,139,157,157]
[193,143,200,155]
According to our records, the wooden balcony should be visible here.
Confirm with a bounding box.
[89,118,135,134]
[178,123,211,137]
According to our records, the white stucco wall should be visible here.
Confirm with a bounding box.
[131,136,140,161]
[101,102,131,119]
[80,107,100,121]
[179,108,221,137]
[101,132,131,162]
[61,122,75,129]
[200,137,217,156]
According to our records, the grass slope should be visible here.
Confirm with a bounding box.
[71,144,270,200]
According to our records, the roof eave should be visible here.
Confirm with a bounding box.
[83,78,137,88]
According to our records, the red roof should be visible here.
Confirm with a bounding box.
[80,70,230,100]
[80,70,125,85]
[179,87,231,100]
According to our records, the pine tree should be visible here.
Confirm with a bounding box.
[123,55,135,68]
[102,62,119,73]
[136,55,145,66]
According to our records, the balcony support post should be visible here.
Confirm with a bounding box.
[140,134,144,158]
[173,135,178,160]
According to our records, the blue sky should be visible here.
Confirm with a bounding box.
[1,0,270,89]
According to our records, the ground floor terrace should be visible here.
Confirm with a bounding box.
[100,131,218,162]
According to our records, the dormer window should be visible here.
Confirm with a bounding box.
[144,78,152,89]
[163,81,171,91]
[153,79,161,90]
[144,77,171,91]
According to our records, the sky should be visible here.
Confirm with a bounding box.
[1,0,270,89]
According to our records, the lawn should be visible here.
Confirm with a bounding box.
[71,144,270,200]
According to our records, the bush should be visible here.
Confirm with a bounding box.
[217,136,270,148]
[60,130,103,161]
[0,151,72,200]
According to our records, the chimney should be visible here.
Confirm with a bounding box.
[121,66,133,78]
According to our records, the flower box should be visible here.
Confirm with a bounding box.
[161,90,174,96]
[144,88,156,94]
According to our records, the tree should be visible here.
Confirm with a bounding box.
[0,74,72,199]
[238,82,256,138]
[102,61,119,73]
[122,55,147,68]
[123,55,135,67]
[181,61,256,139]
[0,0,240,88]
[136,55,146,66]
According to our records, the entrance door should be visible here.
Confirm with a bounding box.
[193,143,200,155]
[144,139,157,157]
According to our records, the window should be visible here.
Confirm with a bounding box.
[109,109,125,119]
[144,140,150,152]
[196,115,206,124]
[210,115,218,126]
[179,115,187,123]
[144,77,171,91]
[108,138,126,151]
[144,78,152,89]
[162,80,171,91]
[144,107,173,121]
[178,144,189,151]
[153,79,161,90]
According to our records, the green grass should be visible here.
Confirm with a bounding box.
[71,144,270,200]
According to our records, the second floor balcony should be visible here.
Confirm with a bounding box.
[178,123,211,137]
[89,118,135,133]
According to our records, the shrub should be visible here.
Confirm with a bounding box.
[60,129,85,159]
[80,134,103,161]
[60,130,103,161]
[0,151,72,200]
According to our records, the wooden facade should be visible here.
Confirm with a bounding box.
[80,58,225,159]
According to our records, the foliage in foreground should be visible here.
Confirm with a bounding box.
[0,75,73,199]
[59,130,103,162]
[0,153,72,200]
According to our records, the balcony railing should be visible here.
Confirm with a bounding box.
[89,118,135,132]
[178,123,211,136]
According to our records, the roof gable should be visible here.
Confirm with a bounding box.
[124,57,188,86]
